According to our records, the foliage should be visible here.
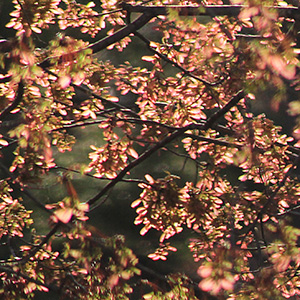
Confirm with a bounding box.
[1,0,300,299]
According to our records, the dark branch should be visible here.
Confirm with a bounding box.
[87,90,245,208]
[88,12,155,53]
[0,80,23,121]
[182,133,242,149]
[39,13,155,69]
[70,83,139,117]
[202,90,245,130]
[134,31,225,86]
[122,3,299,19]
[87,126,189,208]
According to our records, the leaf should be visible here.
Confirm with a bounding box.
[86,1,95,8]
[238,7,259,19]
[128,147,138,159]
[54,208,73,223]
[268,55,295,80]
[28,85,41,97]
[142,56,156,62]
[143,294,154,300]
[145,174,154,184]
[197,265,213,278]
[72,72,85,85]
[120,270,131,280]
[199,278,216,292]
[0,139,8,146]
[58,75,71,88]
[272,253,291,272]
[107,96,119,102]
[78,202,89,212]
[131,199,141,208]
[140,226,148,236]
[220,278,234,291]
[108,274,119,289]
[32,26,42,34]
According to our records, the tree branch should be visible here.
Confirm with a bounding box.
[86,12,154,54]
[87,90,245,208]
[87,126,189,208]
[122,3,299,19]
[39,13,155,69]
[0,161,52,214]
[0,80,23,121]
[134,31,225,87]
[182,133,242,149]
[202,90,245,130]
[70,83,140,117]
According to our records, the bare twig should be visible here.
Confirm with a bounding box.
[182,133,242,149]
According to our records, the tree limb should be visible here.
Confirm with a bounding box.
[122,3,299,19]
[202,90,245,130]
[87,12,155,54]
[87,90,245,208]
[39,13,155,70]
[87,126,189,208]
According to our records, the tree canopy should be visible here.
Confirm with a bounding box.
[1,0,300,299]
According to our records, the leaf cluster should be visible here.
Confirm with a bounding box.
[1,0,300,299]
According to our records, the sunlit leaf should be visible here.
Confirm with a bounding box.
[54,208,73,223]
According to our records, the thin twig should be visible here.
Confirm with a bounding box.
[134,31,224,87]
[0,161,52,214]
[182,133,242,149]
